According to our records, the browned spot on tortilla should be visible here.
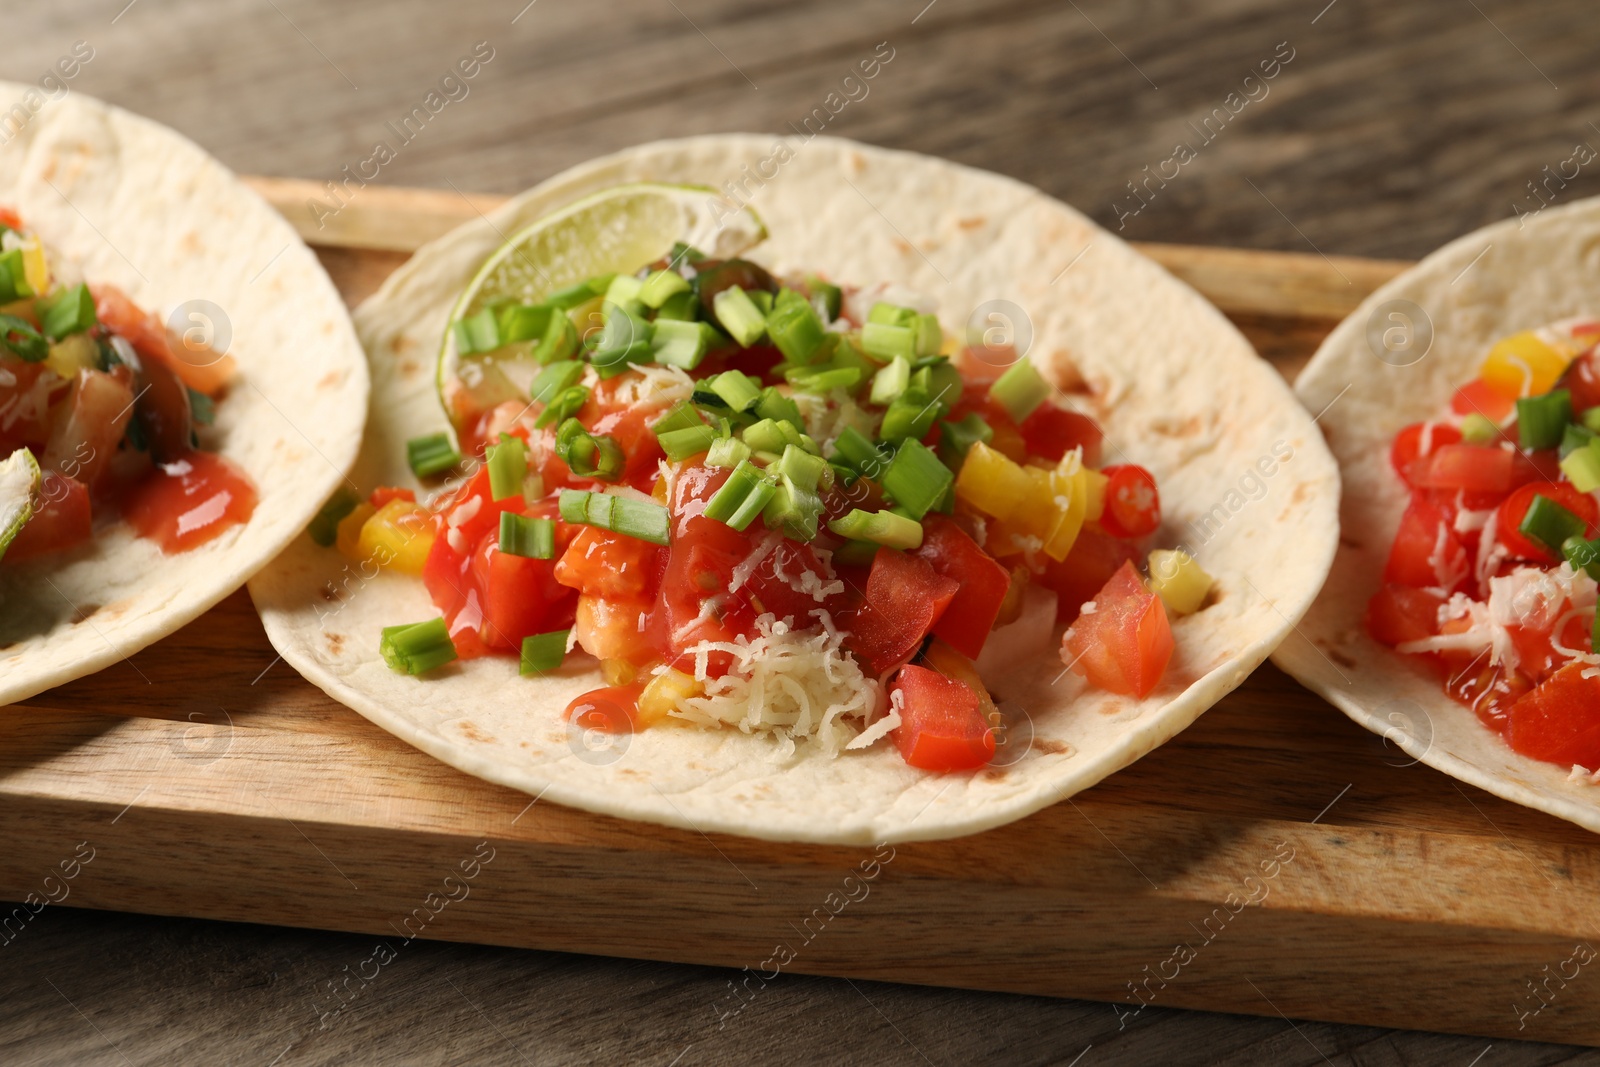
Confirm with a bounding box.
[894,238,914,257]
[1033,739,1071,755]
[1046,356,1087,395]
[958,216,987,231]
[70,603,102,625]
[1098,699,1127,717]
[617,767,644,777]
[99,598,132,619]
[317,371,341,390]
[980,767,1011,782]
[458,720,496,744]
[393,334,417,355]
[181,231,204,256]
[320,583,344,603]
[1291,482,1315,505]
[325,632,345,654]
[1329,648,1357,669]
[1151,415,1204,438]
[399,359,422,380]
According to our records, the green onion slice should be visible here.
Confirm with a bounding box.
[407,432,461,478]
[831,426,886,479]
[710,369,763,412]
[547,275,612,310]
[704,460,776,532]
[1562,534,1600,580]
[37,283,98,339]
[1560,440,1600,493]
[534,311,579,364]
[308,488,360,547]
[860,321,916,363]
[707,435,752,469]
[486,434,528,501]
[867,302,917,327]
[878,394,941,443]
[651,318,715,370]
[658,424,720,462]
[639,268,691,309]
[558,488,671,546]
[555,418,625,481]
[755,386,803,429]
[1459,413,1498,445]
[380,618,459,675]
[937,412,994,469]
[651,401,705,437]
[766,291,826,363]
[713,286,768,348]
[882,438,954,520]
[0,315,48,362]
[827,508,923,550]
[869,355,911,406]
[990,358,1051,423]
[1520,492,1586,554]
[499,512,555,559]
[534,385,590,429]
[1516,389,1572,453]
[520,629,571,676]
[805,276,842,321]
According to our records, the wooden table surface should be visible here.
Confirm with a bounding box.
[8,1,1600,1064]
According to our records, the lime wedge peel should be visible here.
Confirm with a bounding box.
[438,183,766,427]
[0,448,42,563]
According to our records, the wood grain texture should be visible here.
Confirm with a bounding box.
[8,1,1600,1064]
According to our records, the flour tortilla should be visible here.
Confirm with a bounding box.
[1280,195,1600,834]
[0,85,368,704]
[251,135,1339,844]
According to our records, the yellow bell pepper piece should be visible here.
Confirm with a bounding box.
[1082,467,1108,522]
[356,498,434,574]
[954,441,1033,521]
[1148,549,1213,616]
[45,333,99,379]
[1480,331,1570,399]
[335,502,376,560]
[638,667,701,726]
[1042,465,1087,561]
[21,237,48,296]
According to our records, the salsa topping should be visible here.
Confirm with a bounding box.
[331,239,1214,773]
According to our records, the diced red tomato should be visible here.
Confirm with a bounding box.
[844,548,959,675]
[555,526,665,599]
[471,520,578,653]
[1061,561,1173,699]
[889,664,995,771]
[1494,483,1599,563]
[566,682,646,734]
[1505,665,1600,768]
[121,451,258,554]
[1383,495,1468,590]
[370,486,416,508]
[1036,526,1140,623]
[1019,404,1103,467]
[92,285,235,397]
[1413,443,1513,496]
[913,515,1010,659]
[1451,377,1518,424]
[657,465,759,673]
[1365,584,1445,647]
[0,362,62,454]
[0,207,22,230]
[1392,421,1463,483]
[1561,349,1600,416]
[6,471,91,561]
[1098,465,1160,539]
[580,383,666,490]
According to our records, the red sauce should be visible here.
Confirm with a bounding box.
[121,451,257,554]
[564,682,644,733]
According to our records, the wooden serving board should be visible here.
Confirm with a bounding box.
[8,181,1597,1049]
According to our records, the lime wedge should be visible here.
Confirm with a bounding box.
[439,183,766,429]
[0,448,42,563]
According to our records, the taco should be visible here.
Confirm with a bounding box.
[0,85,367,703]
[252,136,1338,844]
[1282,195,1600,834]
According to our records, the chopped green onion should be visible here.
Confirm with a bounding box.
[37,283,97,339]
[937,412,994,469]
[1562,422,1598,458]
[520,629,571,676]
[766,291,826,363]
[882,438,954,520]
[861,321,917,363]
[669,241,706,266]
[827,508,923,550]
[867,302,917,327]
[832,426,887,479]
[1584,406,1600,435]
[990,359,1051,423]
[558,489,671,546]
[188,388,216,427]
[497,303,553,344]
[658,424,720,462]
[704,460,776,532]
[1517,389,1572,452]
[486,434,528,501]
[743,417,818,456]
[755,386,803,428]
[639,268,690,309]
[913,313,943,357]
[535,385,590,429]
[1562,535,1600,580]
[707,435,751,469]
[651,401,705,437]
[1593,607,1600,656]
[1520,493,1586,554]
[761,471,824,540]
[0,249,32,303]
[870,355,911,406]
[453,307,501,355]
[534,311,578,364]
[499,512,555,559]
[380,618,458,675]
[555,418,625,481]
[750,289,775,315]
[831,539,880,567]
[651,318,714,370]
[713,286,768,347]
[1459,413,1498,445]
[308,488,360,547]
[711,369,763,412]
[603,274,645,307]
[1561,440,1600,493]
[912,360,963,410]
[530,360,585,404]
[655,289,699,322]
[805,276,842,321]
[879,394,941,443]
[785,364,861,393]
[547,276,612,310]
[591,303,654,375]
[407,432,461,478]
[0,315,48,362]
[773,444,831,493]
